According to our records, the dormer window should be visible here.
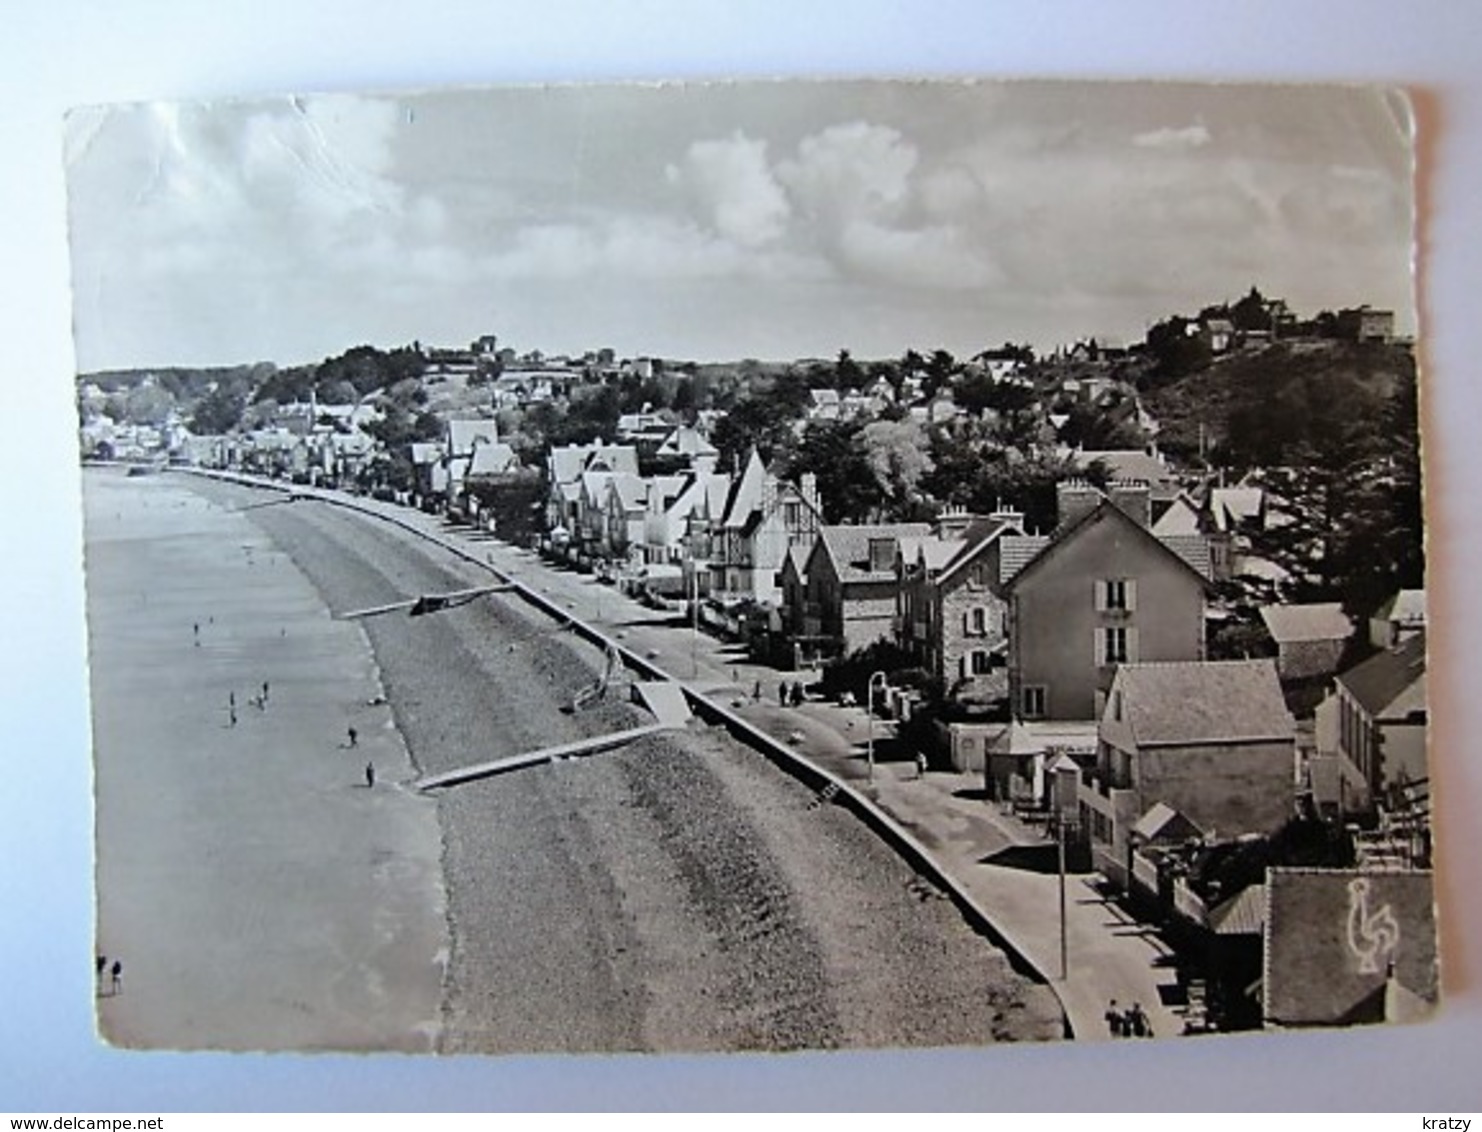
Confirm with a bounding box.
[868,537,894,573]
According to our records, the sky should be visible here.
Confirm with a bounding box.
[64,79,1417,371]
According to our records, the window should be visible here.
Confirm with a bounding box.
[966,606,988,636]
[1096,578,1137,612]
[1097,626,1137,666]
[970,650,992,675]
[1022,685,1047,719]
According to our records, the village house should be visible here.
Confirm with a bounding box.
[409,441,447,507]
[786,522,931,663]
[896,509,1040,694]
[709,448,821,607]
[640,462,731,584]
[1336,305,1396,344]
[599,471,652,565]
[1260,602,1353,683]
[442,418,500,509]
[1322,631,1427,810]
[1078,658,1297,887]
[652,425,719,467]
[1004,497,1209,722]
[1369,588,1426,649]
[544,442,640,558]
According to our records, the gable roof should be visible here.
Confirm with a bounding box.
[1261,603,1353,645]
[447,418,498,456]
[1151,493,1201,537]
[997,535,1053,585]
[905,534,968,574]
[816,523,932,584]
[1072,448,1173,483]
[1108,659,1293,746]
[935,517,1026,588]
[1338,632,1427,719]
[1157,535,1212,580]
[721,448,768,528]
[607,471,649,511]
[1132,801,1203,844]
[1374,588,1426,627]
[468,441,517,476]
[1004,499,1210,595]
[1208,486,1265,532]
[655,426,718,459]
[1209,883,1266,937]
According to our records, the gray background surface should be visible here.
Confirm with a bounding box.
[2,0,1478,1111]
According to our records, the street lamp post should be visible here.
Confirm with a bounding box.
[866,670,888,783]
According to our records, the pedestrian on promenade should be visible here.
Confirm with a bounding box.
[1127,1002,1150,1038]
[1105,999,1123,1037]
[347,726,358,748]
[790,682,804,706]
[915,751,927,779]
[753,679,761,701]
[110,960,122,996]
[778,681,788,706]
[365,762,375,788]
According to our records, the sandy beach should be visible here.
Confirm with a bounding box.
[84,468,1063,1053]
[84,468,447,1051]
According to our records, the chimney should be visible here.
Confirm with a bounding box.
[990,498,1025,533]
[1107,480,1152,528]
[799,472,819,511]
[936,505,973,539]
[1056,479,1102,530]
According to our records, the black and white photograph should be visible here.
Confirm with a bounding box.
[65,76,1436,1056]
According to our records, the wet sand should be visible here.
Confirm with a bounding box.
[84,468,447,1051]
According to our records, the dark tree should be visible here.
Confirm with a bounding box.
[788,419,884,523]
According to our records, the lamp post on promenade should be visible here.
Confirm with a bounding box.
[866,670,888,783]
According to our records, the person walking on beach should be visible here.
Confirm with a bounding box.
[261,680,270,705]
[1105,999,1123,1037]
[193,622,200,647]
[110,960,122,996]
[228,703,237,728]
[347,726,358,748]
[96,954,107,994]
[364,762,375,789]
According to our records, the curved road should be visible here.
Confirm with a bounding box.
[181,476,1062,1051]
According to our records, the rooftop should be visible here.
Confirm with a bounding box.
[1339,632,1427,719]
[1260,602,1353,644]
[1264,868,1438,1027]
[1108,659,1294,746]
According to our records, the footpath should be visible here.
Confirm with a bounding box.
[218,474,1189,1042]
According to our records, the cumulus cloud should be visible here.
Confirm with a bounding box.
[666,131,790,247]
[1132,123,1212,149]
[777,121,917,226]
[479,214,827,285]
